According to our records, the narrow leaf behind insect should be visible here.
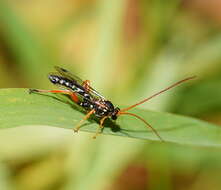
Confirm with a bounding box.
[0,88,221,147]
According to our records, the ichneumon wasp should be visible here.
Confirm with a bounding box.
[29,66,196,140]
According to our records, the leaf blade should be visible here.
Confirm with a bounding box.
[0,88,221,147]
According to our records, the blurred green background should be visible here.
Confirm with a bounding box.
[1,0,221,189]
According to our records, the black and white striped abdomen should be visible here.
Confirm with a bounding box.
[49,75,75,88]
[48,75,91,98]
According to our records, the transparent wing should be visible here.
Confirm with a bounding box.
[54,66,106,100]
[54,66,83,84]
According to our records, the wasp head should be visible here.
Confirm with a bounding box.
[111,107,120,120]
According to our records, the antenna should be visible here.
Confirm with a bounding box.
[120,76,196,112]
[117,76,196,141]
[118,112,164,141]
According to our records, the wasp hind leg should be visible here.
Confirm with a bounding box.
[73,109,95,133]
[29,89,79,103]
[92,116,108,139]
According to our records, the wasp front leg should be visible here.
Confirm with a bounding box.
[73,109,95,132]
[92,116,108,139]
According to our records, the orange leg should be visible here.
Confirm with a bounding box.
[73,109,95,132]
[29,89,79,103]
[92,116,108,139]
[82,80,91,92]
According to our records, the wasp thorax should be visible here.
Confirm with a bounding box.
[103,100,115,112]
[93,100,115,117]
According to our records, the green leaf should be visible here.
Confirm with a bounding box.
[0,88,221,147]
